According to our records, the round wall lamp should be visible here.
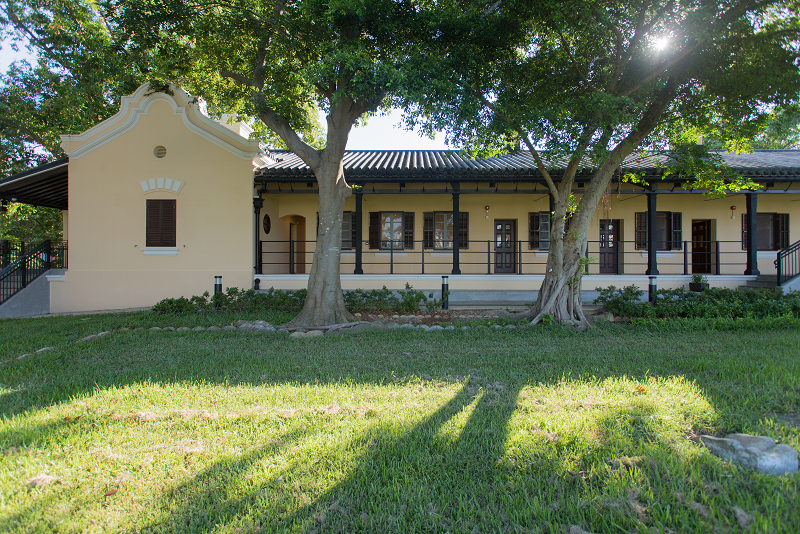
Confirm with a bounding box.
[730,205,737,220]
[485,205,490,218]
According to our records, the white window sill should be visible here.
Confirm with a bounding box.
[374,252,409,257]
[141,247,179,256]
[641,252,677,258]
[341,252,355,257]
[428,252,462,257]
[757,251,778,259]
[534,251,549,257]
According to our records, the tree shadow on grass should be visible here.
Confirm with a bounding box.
[0,427,311,533]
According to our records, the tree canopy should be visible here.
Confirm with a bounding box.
[114,0,426,325]
[402,0,800,325]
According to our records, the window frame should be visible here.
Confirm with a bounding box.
[423,211,468,250]
[146,199,176,248]
[742,213,790,251]
[529,211,551,250]
[368,211,414,250]
[634,211,682,251]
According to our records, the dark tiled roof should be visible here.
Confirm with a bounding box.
[256,149,800,181]
[0,158,69,210]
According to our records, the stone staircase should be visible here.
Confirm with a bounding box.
[741,275,779,291]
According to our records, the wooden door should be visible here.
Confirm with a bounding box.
[494,220,516,273]
[692,220,711,274]
[599,219,620,274]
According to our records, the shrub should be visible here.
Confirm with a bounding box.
[594,285,800,319]
[152,284,442,315]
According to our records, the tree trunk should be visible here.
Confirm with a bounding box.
[516,233,589,327]
[290,164,354,327]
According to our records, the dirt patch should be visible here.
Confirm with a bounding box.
[355,308,514,326]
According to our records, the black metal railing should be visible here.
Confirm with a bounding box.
[776,240,800,286]
[259,239,759,277]
[1,239,27,268]
[0,240,68,306]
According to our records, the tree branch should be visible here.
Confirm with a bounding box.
[0,117,49,147]
[557,30,595,90]
[221,70,255,87]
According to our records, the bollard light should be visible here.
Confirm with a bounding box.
[214,275,222,295]
[649,275,656,304]
[442,275,449,310]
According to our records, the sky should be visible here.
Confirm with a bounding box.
[0,41,450,151]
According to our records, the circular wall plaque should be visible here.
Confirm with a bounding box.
[263,214,271,235]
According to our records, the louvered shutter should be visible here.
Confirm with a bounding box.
[635,212,647,250]
[671,212,682,250]
[458,212,468,249]
[146,199,176,247]
[742,213,748,250]
[368,212,380,249]
[529,213,538,249]
[423,212,434,248]
[777,213,790,249]
[403,212,415,249]
[350,212,357,250]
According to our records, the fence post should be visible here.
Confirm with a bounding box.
[487,240,491,274]
[421,242,425,275]
[518,240,522,274]
[289,239,295,274]
[390,241,394,275]
[715,241,721,275]
[616,240,621,275]
[45,240,52,270]
[584,242,589,274]
[21,242,27,288]
[683,241,688,275]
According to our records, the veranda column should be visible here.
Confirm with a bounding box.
[451,183,461,275]
[745,192,760,275]
[354,190,363,275]
[646,186,659,275]
[253,195,263,275]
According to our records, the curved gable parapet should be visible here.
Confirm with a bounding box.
[60,83,261,161]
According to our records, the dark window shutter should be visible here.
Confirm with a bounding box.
[351,212,357,250]
[777,213,790,249]
[458,212,468,249]
[635,212,647,250]
[742,213,748,250]
[529,213,538,249]
[403,212,415,249]
[146,199,176,247]
[368,212,379,249]
[671,212,682,250]
[423,212,434,248]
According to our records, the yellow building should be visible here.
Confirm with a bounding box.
[1,84,799,315]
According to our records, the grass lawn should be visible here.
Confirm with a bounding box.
[1,310,799,533]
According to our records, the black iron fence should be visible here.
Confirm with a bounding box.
[0,240,68,306]
[1,239,27,268]
[259,239,762,276]
[776,240,800,286]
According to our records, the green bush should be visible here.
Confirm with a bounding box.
[594,285,800,319]
[152,284,442,315]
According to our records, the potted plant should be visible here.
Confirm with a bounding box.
[689,274,709,292]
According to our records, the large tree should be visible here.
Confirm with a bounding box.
[114,0,420,326]
[408,0,800,326]
[0,0,153,240]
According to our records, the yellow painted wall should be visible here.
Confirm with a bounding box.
[51,85,260,312]
[258,187,798,279]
